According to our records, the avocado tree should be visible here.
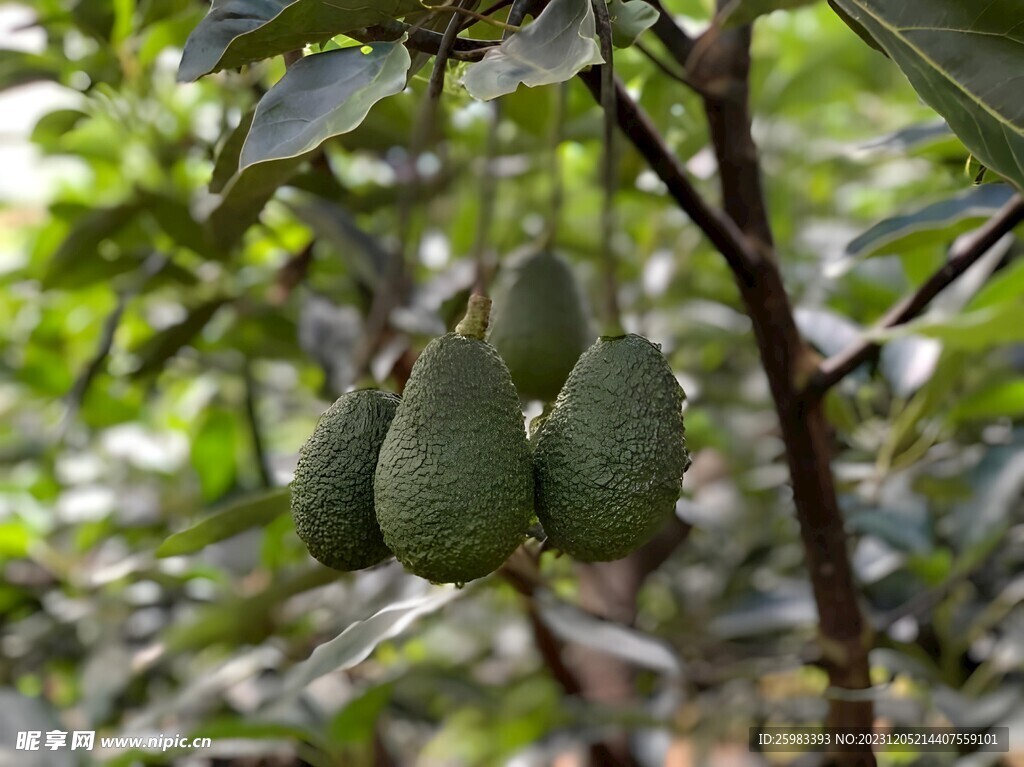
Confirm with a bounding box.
[2,0,1024,765]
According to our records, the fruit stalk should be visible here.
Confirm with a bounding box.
[455,294,492,340]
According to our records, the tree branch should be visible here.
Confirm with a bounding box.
[805,194,1024,399]
[646,0,697,64]
[352,20,495,60]
[581,23,876,757]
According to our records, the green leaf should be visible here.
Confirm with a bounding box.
[190,408,240,502]
[537,593,682,675]
[192,718,323,746]
[240,43,410,169]
[0,521,33,558]
[862,121,953,154]
[968,258,1024,311]
[157,487,290,557]
[948,380,1024,423]
[139,190,219,260]
[327,684,394,744]
[206,156,304,252]
[210,108,255,194]
[42,201,145,289]
[31,109,89,154]
[177,0,426,82]
[845,184,1016,259]
[846,508,930,553]
[880,301,1024,350]
[717,0,818,28]
[463,0,605,101]
[609,0,659,48]
[131,298,231,377]
[287,196,389,290]
[830,0,1024,192]
[0,50,61,91]
[281,588,461,695]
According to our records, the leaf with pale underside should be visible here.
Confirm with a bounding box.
[463,0,605,101]
[177,0,428,82]
[240,43,411,169]
[610,0,659,48]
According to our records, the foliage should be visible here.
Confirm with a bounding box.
[1,0,1023,764]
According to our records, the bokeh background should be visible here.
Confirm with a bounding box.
[2,0,1024,764]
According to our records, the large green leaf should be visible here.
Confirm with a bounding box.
[280,588,461,696]
[287,196,389,290]
[190,408,241,502]
[845,184,1017,259]
[0,50,61,91]
[210,108,256,194]
[139,190,220,260]
[157,488,290,557]
[177,0,426,82]
[609,0,659,48]
[41,201,146,290]
[131,298,231,376]
[879,301,1024,350]
[830,0,1024,192]
[240,43,410,169]
[205,157,304,252]
[949,380,1024,423]
[717,0,818,28]
[463,0,605,101]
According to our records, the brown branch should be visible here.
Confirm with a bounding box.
[352,21,496,60]
[421,0,471,146]
[689,11,874,756]
[805,194,1024,399]
[269,239,314,305]
[582,23,876,759]
[592,0,623,332]
[646,0,697,64]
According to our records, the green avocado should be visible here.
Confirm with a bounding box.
[487,250,592,402]
[533,334,690,562]
[291,390,399,571]
[374,297,534,583]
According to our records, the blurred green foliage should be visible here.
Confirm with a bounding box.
[1,0,1023,764]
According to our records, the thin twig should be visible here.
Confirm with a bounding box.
[423,2,521,31]
[471,102,501,295]
[805,194,1024,399]
[647,0,698,66]
[422,1,471,145]
[243,361,273,489]
[352,21,496,61]
[541,82,567,248]
[59,253,169,440]
[592,0,623,332]
[636,40,705,93]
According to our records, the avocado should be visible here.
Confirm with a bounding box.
[533,335,690,562]
[291,390,399,571]
[374,296,534,583]
[487,250,592,402]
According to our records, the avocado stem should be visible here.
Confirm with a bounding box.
[455,294,492,340]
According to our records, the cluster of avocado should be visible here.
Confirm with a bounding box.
[291,251,690,584]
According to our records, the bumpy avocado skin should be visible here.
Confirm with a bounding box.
[533,335,690,562]
[374,334,534,583]
[487,251,592,402]
[291,390,399,571]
